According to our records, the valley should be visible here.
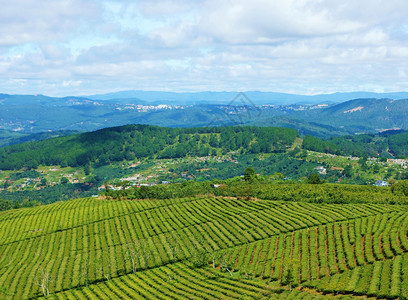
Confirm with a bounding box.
[1,124,407,206]
[1,109,408,299]
[3,0,408,298]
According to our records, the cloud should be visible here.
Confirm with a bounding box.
[198,0,360,43]
[62,80,82,87]
[0,0,98,46]
[40,44,71,60]
[148,21,197,47]
[138,0,197,18]
[0,0,408,96]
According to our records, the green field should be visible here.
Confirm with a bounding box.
[1,187,408,299]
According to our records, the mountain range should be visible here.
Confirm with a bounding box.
[1,91,408,143]
[86,90,408,105]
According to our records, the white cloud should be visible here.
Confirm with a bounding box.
[138,0,196,18]
[0,0,98,46]
[198,0,362,43]
[148,21,196,47]
[40,44,71,60]
[62,80,82,87]
[0,0,408,96]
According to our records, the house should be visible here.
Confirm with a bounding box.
[375,180,389,187]
[315,166,327,175]
[211,184,227,188]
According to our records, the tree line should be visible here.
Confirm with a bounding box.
[104,176,408,205]
[302,131,408,158]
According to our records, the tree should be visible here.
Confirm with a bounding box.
[391,180,408,196]
[60,177,69,184]
[36,268,51,297]
[244,167,256,182]
[124,241,141,273]
[166,236,181,262]
[343,164,353,178]
[3,179,11,189]
[358,156,368,171]
[13,201,22,209]
[124,239,152,272]
[270,172,284,181]
[140,243,152,269]
[0,199,13,211]
[219,254,233,276]
[189,240,209,268]
[308,173,322,184]
[289,147,301,157]
[96,252,111,281]
[282,268,295,289]
[209,250,222,269]
[299,149,308,159]
[281,258,299,290]
[80,257,90,287]
[21,199,36,208]
[40,178,47,186]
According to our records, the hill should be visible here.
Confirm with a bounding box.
[3,122,406,175]
[0,182,407,299]
[297,98,408,133]
[0,125,299,170]
[0,125,304,204]
[249,115,350,138]
[302,130,408,158]
[0,129,80,147]
[2,123,408,205]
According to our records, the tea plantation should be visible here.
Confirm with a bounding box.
[1,192,407,299]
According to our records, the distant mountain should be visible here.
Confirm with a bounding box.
[248,115,351,138]
[2,92,408,137]
[87,90,408,105]
[295,98,408,133]
[0,93,98,106]
[0,100,255,133]
[2,90,407,108]
[0,129,80,147]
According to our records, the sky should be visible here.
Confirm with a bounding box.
[1,0,408,96]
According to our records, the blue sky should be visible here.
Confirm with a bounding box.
[1,0,408,96]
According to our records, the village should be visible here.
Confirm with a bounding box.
[102,155,240,191]
[1,150,407,193]
[310,151,408,186]
[0,166,87,192]
[114,104,188,112]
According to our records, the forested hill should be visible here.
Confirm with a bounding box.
[0,125,298,170]
[302,130,408,158]
[0,129,79,147]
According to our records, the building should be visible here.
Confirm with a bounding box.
[375,180,389,187]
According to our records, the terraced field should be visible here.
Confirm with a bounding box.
[0,195,407,299]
